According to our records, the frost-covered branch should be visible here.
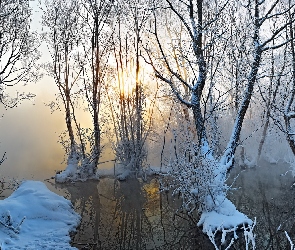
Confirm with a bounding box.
[154,72,193,107]
[0,211,25,234]
[0,152,6,165]
[285,231,295,250]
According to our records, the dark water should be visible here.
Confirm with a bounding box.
[42,160,295,250]
[227,160,295,249]
[52,161,294,250]
[50,178,213,250]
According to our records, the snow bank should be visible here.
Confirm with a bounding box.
[197,197,252,233]
[197,196,254,249]
[0,180,80,249]
[55,160,99,183]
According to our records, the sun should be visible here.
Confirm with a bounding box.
[117,69,136,99]
[115,59,154,100]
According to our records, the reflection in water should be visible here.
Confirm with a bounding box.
[228,160,295,249]
[55,178,213,250]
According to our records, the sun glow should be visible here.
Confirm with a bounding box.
[116,61,154,99]
[117,70,136,98]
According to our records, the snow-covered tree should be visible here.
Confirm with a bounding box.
[42,0,83,175]
[107,0,155,179]
[283,0,295,156]
[0,0,39,108]
[0,0,39,165]
[147,0,295,238]
[77,0,115,174]
[42,0,117,181]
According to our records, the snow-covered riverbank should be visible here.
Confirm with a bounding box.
[0,180,80,249]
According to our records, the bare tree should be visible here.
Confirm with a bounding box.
[42,0,84,171]
[78,0,115,174]
[284,0,295,155]
[147,0,295,232]
[0,0,39,108]
[42,0,117,181]
[107,0,154,179]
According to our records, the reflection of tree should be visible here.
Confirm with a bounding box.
[111,178,213,249]
[113,179,146,249]
[55,181,101,249]
[55,178,213,249]
[228,163,295,249]
[143,179,213,250]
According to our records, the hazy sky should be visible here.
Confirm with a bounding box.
[0,74,115,180]
[0,3,85,180]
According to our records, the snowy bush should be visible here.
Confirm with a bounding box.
[55,151,100,183]
[114,137,147,180]
[170,154,226,214]
[166,143,253,248]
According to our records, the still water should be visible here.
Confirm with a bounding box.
[49,178,213,249]
[228,161,295,249]
[3,160,295,249]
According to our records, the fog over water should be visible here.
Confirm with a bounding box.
[0,83,66,180]
[2,82,295,249]
[0,77,118,182]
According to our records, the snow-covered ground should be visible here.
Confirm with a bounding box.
[0,180,80,249]
[197,197,252,233]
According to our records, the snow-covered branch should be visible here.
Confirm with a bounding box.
[0,211,25,234]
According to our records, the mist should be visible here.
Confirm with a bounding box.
[0,86,66,180]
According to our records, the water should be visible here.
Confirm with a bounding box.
[48,178,213,250]
[227,160,295,249]
[47,161,295,249]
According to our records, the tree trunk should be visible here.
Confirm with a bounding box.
[221,1,263,168]
[284,4,295,156]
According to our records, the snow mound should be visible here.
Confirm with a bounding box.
[55,163,99,183]
[0,180,80,249]
[197,197,252,233]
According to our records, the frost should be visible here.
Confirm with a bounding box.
[55,152,99,183]
[204,217,256,250]
[285,231,294,250]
